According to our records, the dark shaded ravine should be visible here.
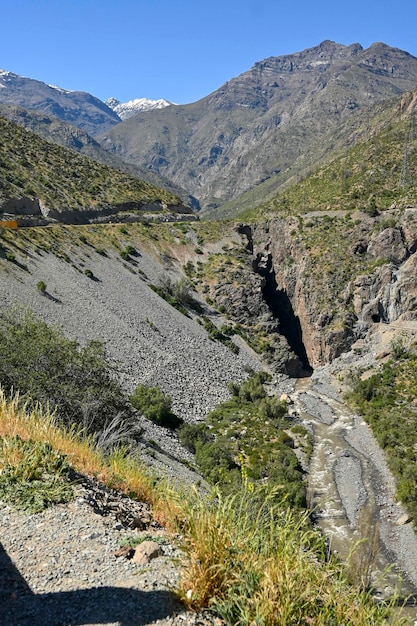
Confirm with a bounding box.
[293,374,417,619]
[249,236,312,377]
[262,268,312,373]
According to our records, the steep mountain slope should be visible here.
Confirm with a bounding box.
[0,221,264,463]
[0,104,199,210]
[0,116,191,224]
[99,41,417,212]
[0,69,120,136]
[251,88,417,218]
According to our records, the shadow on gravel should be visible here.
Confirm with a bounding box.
[0,543,184,625]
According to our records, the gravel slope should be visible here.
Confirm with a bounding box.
[0,244,262,420]
[1,475,223,626]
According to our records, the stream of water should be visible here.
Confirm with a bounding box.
[294,375,417,621]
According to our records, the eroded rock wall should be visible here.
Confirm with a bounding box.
[249,210,417,369]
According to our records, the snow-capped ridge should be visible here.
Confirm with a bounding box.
[105,97,173,120]
[48,84,74,94]
[0,69,20,78]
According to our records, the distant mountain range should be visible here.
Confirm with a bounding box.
[1,40,417,215]
[0,70,173,133]
[0,69,119,137]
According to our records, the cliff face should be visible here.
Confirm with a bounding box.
[228,210,417,371]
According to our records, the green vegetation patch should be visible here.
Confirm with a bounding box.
[0,435,73,513]
[255,99,417,219]
[0,307,132,437]
[150,275,202,316]
[130,384,183,429]
[346,342,417,525]
[0,116,180,211]
[179,372,305,507]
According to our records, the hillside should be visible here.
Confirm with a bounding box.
[0,116,192,224]
[2,218,417,622]
[99,41,417,212]
[0,104,199,210]
[250,89,417,218]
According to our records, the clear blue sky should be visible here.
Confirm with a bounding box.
[1,0,417,105]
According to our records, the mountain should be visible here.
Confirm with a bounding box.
[106,96,173,120]
[98,41,417,212]
[0,115,191,224]
[0,69,121,137]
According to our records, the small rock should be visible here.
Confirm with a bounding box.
[396,513,413,526]
[132,540,162,565]
[114,545,135,559]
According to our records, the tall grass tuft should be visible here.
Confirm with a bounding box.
[176,482,404,625]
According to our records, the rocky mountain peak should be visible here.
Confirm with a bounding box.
[105,96,173,120]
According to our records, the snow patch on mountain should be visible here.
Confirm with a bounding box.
[0,69,20,78]
[0,69,20,87]
[48,84,74,94]
[106,97,173,120]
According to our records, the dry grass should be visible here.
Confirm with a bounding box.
[0,390,157,506]
[175,484,406,625]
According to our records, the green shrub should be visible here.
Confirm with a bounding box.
[130,384,183,429]
[0,435,73,513]
[178,422,213,454]
[195,439,240,486]
[0,307,132,436]
[84,269,94,279]
[37,280,47,293]
[151,275,202,315]
[120,245,136,261]
[202,316,239,353]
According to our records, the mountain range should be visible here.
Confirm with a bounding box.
[1,39,417,218]
[99,41,417,212]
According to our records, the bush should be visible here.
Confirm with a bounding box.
[151,275,202,315]
[130,384,183,429]
[195,439,240,486]
[0,435,73,513]
[178,422,213,454]
[0,307,132,436]
[120,245,136,261]
[37,280,47,293]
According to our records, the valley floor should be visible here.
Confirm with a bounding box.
[292,322,417,621]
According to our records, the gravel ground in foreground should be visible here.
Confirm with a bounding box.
[0,476,223,626]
